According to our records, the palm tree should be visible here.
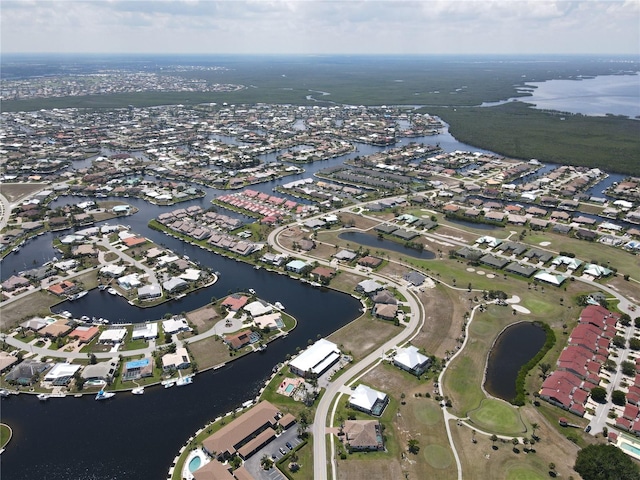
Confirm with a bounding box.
[531,422,539,439]
[408,438,420,454]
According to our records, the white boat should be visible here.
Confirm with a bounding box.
[68,291,88,301]
[176,375,193,387]
[249,288,256,295]
[162,379,176,388]
[95,390,115,401]
[107,288,117,295]
[257,344,267,352]
[214,271,221,276]
[131,386,145,395]
[274,302,284,310]
[0,389,10,398]
[37,393,50,401]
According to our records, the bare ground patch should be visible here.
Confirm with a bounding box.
[337,458,403,480]
[186,305,219,330]
[328,314,402,361]
[0,183,47,203]
[411,284,469,358]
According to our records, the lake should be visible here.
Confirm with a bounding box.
[517,74,640,118]
[484,321,546,402]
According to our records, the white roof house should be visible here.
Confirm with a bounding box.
[475,236,502,248]
[118,273,142,289]
[44,363,81,382]
[244,301,273,317]
[349,384,389,416]
[138,283,162,299]
[131,323,158,340]
[179,268,201,281]
[551,256,583,270]
[100,264,127,277]
[162,317,190,335]
[98,327,127,344]
[393,346,431,376]
[533,271,567,286]
[356,279,384,295]
[162,277,188,293]
[290,339,341,377]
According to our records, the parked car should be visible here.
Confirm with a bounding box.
[279,447,287,455]
[585,425,592,433]
[286,442,293,450]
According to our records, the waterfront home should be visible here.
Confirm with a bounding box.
[47,280,77,296]
[44,363,81,385]
[224,329,254,350]
[138,283,162,300]
[342,420,385,452]
[162,317,190,335]
[221,294,249,311]
[393,345,431,376]
[289,338,341,378]
[358,255,382,268]
[68,325,100,344]
[349,384,389,416]
[39,319,73,338]
[162,347,191,371]
[253,312,283,331]
[244,300,273,317]
[82,359,119,384]
[5,360,48,386]
[285,259,309,274]
[122,357,153,381]
[131,323,158,341]
[355,279,384,296]
[98,327,127,344]
[162,277,188,294]
[201,401,293,461]
[310,266,336,283]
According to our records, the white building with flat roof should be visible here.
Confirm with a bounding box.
[98,327,127,344]
[290,339,340,378]
[131,323,158,340]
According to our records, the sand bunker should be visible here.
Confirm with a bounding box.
[512,304,531,314]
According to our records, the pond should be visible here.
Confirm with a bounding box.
[484,321,546,402]
[338,231,435,259]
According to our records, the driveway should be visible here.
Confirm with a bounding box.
[243,427,302,480]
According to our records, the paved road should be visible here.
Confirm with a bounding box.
[267,222,426,480]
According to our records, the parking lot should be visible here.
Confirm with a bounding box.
[242,427,303,480]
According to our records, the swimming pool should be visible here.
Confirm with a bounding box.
[621,441,640,458]
[188,456,201,473]
[285,384,295,394]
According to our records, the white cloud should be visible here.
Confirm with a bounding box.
[1,0,638,54]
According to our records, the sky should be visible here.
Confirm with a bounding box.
[1,0,639,55]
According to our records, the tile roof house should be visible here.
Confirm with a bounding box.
[343,420,385,451]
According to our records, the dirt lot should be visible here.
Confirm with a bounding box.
[412,284,469,358]
[328,314,402,361]
[186,305,219,330]
[0,183,46,203]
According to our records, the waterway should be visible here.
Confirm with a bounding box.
[484,321,546,402]
[338,231,435,259]
[0,277,361,480]
[481,73,640,119]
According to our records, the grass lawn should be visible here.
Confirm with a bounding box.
[467,399,526,436]
[278,437,313,480]
[505,466,546,480]
[0,423,11,449]
[188,336,236,371]
[423,444,453,469]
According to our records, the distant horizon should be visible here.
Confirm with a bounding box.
[2,1,638,56]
